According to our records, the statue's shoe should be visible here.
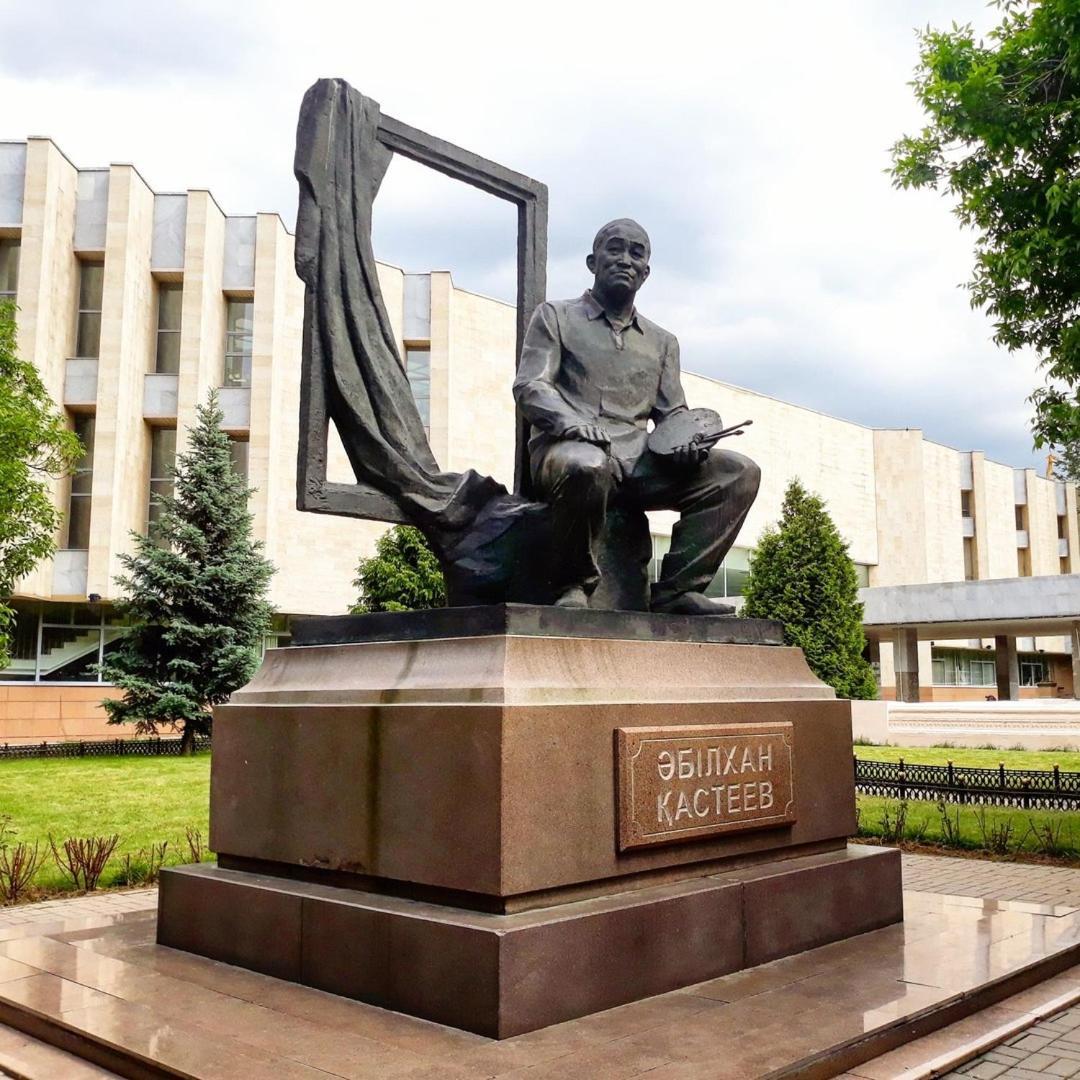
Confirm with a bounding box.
[651,591,735,616]
[553,585,589,609]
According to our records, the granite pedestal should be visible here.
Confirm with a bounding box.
[158,605,903,1038]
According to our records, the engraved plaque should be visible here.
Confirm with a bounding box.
[616,723,795,851]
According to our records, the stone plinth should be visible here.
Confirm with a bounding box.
[158,605,903,1036]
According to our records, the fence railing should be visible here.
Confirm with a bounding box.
[0,736,211,761]
[855,756,1080,810]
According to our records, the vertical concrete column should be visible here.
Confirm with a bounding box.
[866,638,882,695]
[1071,623,1080,701]
[248,213,292,556]
[87,165,155,599]
[12,139,79,598]
[971,450,990,580]
[995,635,1020,702]
[176,190,225,451]
[893,628,920,702]
[427,271,452,468]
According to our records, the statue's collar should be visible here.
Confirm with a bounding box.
[581,290,643,334]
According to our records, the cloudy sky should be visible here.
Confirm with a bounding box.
[1,0,1047,468]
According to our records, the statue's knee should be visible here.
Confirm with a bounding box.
[550,445,611,496]
[738,456,761,495]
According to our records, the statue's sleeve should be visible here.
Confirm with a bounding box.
[513,303,585,437]
[651,332,688,423]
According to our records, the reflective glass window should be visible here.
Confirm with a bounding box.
[155,283,183,373]
[67,415,95,549]
[0,237,19,299]
[76,262,104,358]
[405,347,431,429]
[223,299,253,387]
[148,428,177,530]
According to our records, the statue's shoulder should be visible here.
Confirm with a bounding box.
[635,310,678,348]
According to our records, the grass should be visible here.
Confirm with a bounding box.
[853,742,1080,772]
[856,794,1080,858]
[1,753,211,892]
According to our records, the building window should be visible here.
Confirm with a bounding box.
[960,490,972,518]
[1059,514,1068,540]
[228,436,249,480]
[1015,505,1026,531]
[963,537,976,581]
[1018,546,1032,577]
[931,649,996,687]
[67,414,95,549]
[1062,556,1071,575]
[1020,657,1049,687]
[76,262,104,358]
[0,602,125,684]
[148,428,177,530]
[704,547,752,598]
[223,299,253,387]
[405,346,431,431]
[648,534,672,583]
[155,283,182,374]
[0,237,19,301]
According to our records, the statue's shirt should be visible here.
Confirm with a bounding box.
[513,291,687,469]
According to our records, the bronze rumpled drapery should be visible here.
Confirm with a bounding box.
[294,78,505,529]
[293,78,549,602]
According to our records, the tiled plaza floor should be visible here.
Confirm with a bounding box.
[2,853,1080,1077]
[900,854,1080,907]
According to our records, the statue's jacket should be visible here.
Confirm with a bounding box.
[514,291,689,475]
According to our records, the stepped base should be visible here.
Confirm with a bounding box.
[158,845,902,1039]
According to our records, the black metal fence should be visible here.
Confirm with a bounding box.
[855,756,1080,810]
[0,736,211,761]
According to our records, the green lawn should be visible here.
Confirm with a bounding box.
[854,742,1080,772]
[856,793,1080,858]
[1,753,211,892]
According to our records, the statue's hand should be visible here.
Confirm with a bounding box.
[671,443,710,469]
[563,424,610,448]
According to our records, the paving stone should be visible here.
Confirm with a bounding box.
[1013,1035,1056,1052]
[1018,1052,1058,1071]
[964,1061,1011,1079]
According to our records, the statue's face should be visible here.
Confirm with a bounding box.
[587,223,651,299]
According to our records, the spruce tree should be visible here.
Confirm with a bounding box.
[742,478,877,700]
[99,392,275,752]
[351,525,446,613]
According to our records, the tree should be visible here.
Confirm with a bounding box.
[890,0,1080,451]
[1050,440,1080,482]
[99,393,275,752]
[742,479,878,700]
[0,300,81,667]
[351,525,446,613]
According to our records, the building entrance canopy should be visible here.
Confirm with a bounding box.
[860,575,1080,641]
[860,575,1080,702]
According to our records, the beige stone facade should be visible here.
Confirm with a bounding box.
[1,136,1077,740]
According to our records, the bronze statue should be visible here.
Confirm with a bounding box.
[514,220,760,614]
[294,80,760,614]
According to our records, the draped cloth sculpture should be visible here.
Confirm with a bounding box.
[294,78,554,605]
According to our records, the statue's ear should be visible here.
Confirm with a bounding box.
[640,264,651,283]
[586,252,596,274]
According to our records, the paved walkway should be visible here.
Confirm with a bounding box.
[944,1004,1080,1079]
[4,855,1080,1077]
[901,853,1080,907]
[0,888,156,933]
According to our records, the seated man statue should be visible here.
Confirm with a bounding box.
[513,219,761,615]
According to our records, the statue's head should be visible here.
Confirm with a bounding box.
[587,218,651,302]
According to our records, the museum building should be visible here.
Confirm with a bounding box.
[1,135,1078,741]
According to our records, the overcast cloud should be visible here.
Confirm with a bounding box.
[0,0,1047,468]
